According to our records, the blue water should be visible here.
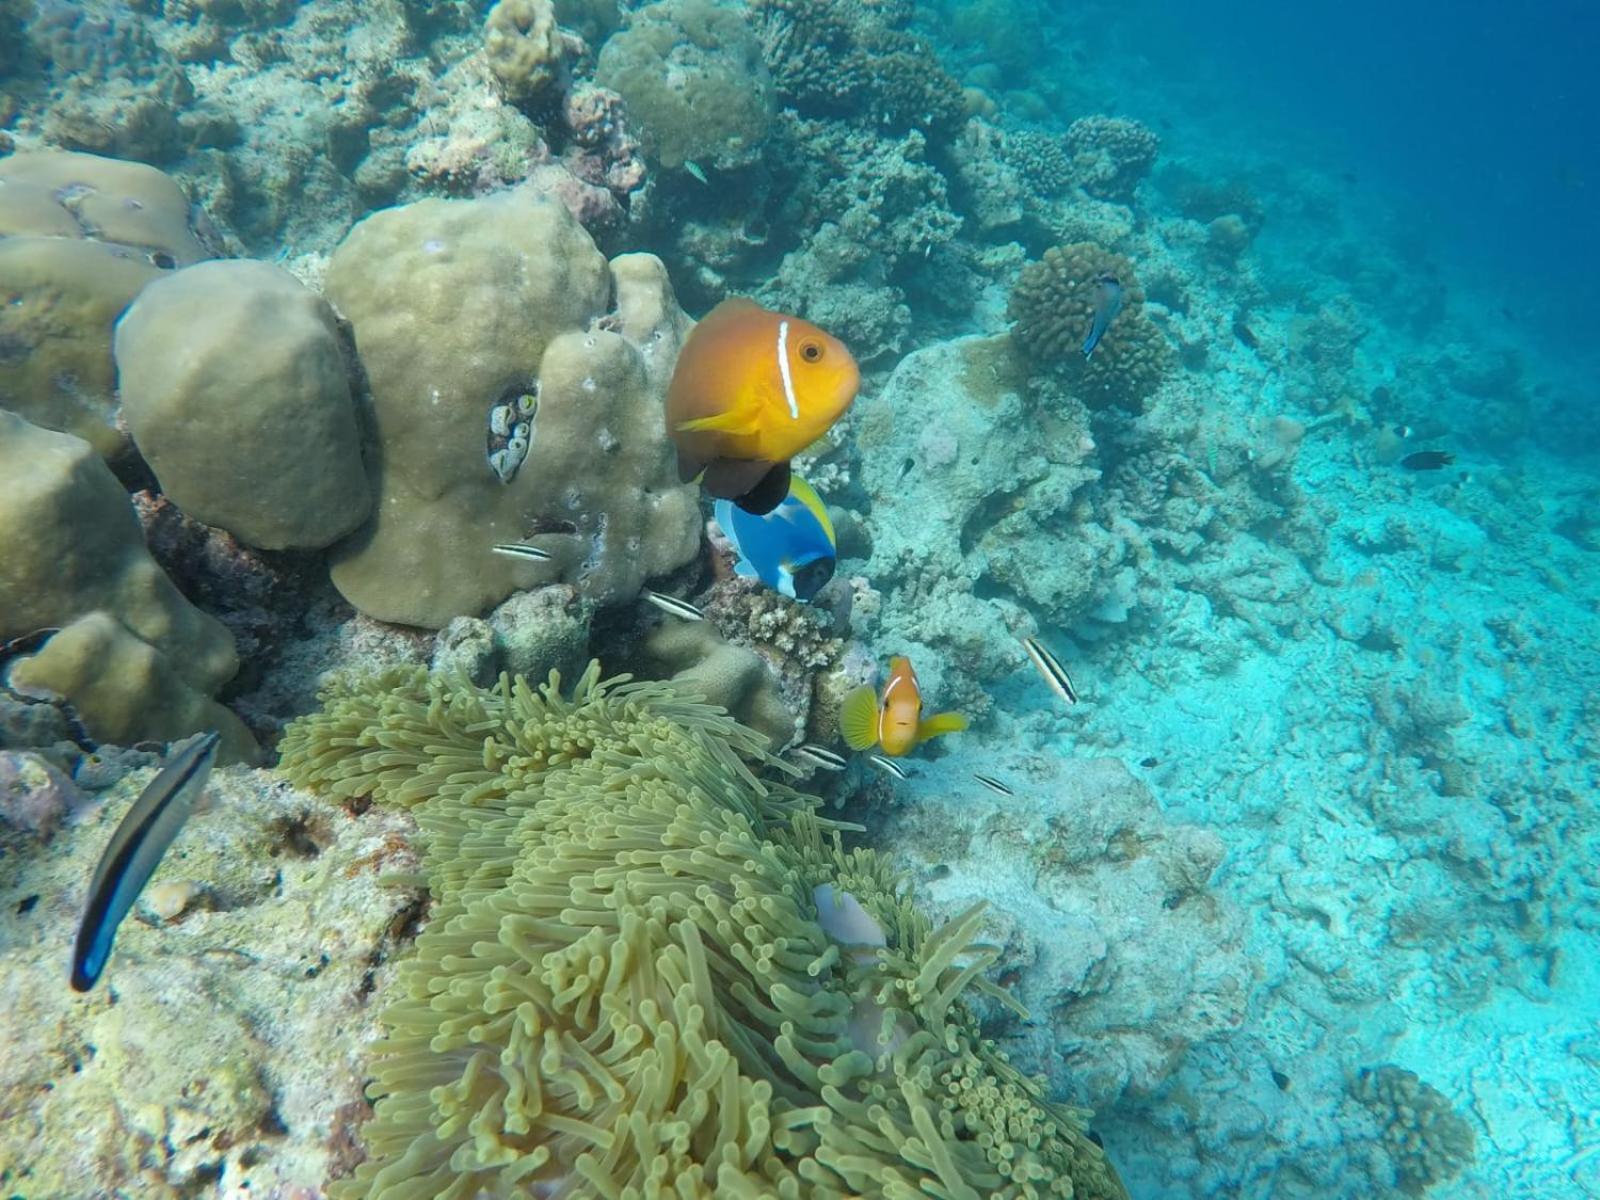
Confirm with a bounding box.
[1104,0,1600,368]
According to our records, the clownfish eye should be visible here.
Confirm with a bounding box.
[799,339,824,363]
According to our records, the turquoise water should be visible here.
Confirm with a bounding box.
[0,1,1594,1196]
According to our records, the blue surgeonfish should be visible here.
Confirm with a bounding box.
[714,475,838,602]
[70,730,219,992]
[1081,273,1124,359]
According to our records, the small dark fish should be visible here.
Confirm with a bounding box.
[1,626,59,668]
[1401,451,1455,471]
[1021,636,1079,707]
[1140,756,1159,769]
[1271,1069,1292,1091]
[1392,424,1412,439]
[643,591,704,621]
[490,542,553,562]
[1232,319,1259,350]
[1081,273,1124,359]
[794,743,847,772]
[867,754,909,781]
[71,731,220,992]
[973,773,1014,797]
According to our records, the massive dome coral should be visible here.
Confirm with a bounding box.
[279,665,1129,1199]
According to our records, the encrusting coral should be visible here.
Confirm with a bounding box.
[1008,242,1172,412]
[278,665,1129,1199]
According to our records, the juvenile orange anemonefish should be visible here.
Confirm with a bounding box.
[840,656,968,758]
[666,298,859,515]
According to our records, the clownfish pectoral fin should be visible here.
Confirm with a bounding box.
[677,408,760,436]
[916,711,969,744]
[839,686,881,752]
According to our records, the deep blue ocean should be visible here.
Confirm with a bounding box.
[1091,0,1600,382]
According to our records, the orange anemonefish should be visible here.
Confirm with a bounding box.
[840,656,968,758]
[666,298,859,515]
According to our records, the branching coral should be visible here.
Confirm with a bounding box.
[1065,116,1159,204]
[751,0,963,139]
[278,665,1129,1199]
[1350,1065,1476,1194]
[1008,242,1172,411]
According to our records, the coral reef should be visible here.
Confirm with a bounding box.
[751,0,963,140]
[114,258,371,550]
[483,0,574,101]
[323,192,701,628]
[0,150,213,457]
[29,1,198,164]
[0,754,426,1195]
[1065,116,1160,205]
[878,755,1250,1106]
[278,664,1129,1198]
[0,412,254,762]
[1008,241,1172,411]
[633,618,799,748]
[1350,1065,1476,1193]
[596,0,774,171]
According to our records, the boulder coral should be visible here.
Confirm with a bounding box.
[322,191,701,629]
[1008,242,1172,412]
[0,412,255,762]
[483,0,574,101]
[277,664,1130,1199]
[114,259,371,551]
[596,0,775,171]
[0,151,213,457]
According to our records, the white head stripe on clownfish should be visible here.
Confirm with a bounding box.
[776,319,800,420]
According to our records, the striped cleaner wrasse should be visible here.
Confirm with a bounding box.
[71,731,219,992]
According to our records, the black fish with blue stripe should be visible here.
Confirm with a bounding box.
[70,731,220,992]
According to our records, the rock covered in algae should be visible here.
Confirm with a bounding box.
[0,754,426,1196]
[323,192,701,628]
[277,664,1131,1199]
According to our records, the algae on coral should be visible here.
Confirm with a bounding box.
[279,665,1127,1198]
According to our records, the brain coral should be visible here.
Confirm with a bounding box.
[278,665,1129,1199]
[596,0,774,171]
[1007,242,1172,412]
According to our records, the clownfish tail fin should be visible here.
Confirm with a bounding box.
[916,711,969,743]
[839,686,881,752]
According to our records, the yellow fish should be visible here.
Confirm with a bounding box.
[667,298,859,514]
[840,656,968,758]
